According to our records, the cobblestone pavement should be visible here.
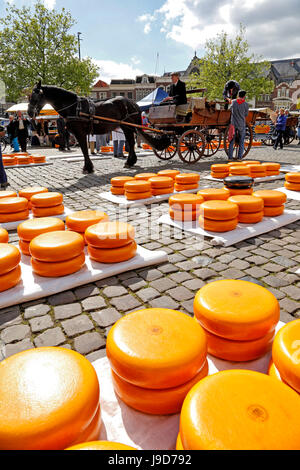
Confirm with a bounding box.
[0,143,299,362]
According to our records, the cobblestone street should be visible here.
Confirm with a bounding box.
[1,143,299,362]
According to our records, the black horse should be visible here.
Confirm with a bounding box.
[28,81,170,174]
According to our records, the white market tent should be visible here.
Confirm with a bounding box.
[5,103,58,119]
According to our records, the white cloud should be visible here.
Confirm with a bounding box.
[138,0,300,59]
[92,59,144,84]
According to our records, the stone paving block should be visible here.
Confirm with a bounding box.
[261,263,285,273]
[218,254,237,264]
[82,296,106,312]
[29,315,54,333]
[95,276,119,288]
[1,324,31,344]
[91,308,122,328]
[246,267,269,278]
[168,253,187,263]
[24,304,51,319]
[139,268,163,281]
[74,284,99,300]
[169,272,193,283]
[48,290,76,306]
[136,287,160,302]
[54,303,82,320]
[149,277,177,293]
[34,327,66,347]
[251,248,275,259]
[86,348,107,363]
[272,256,297,268]
[61,315,94,337]
[245,255,268,265]
[180,300,194,315]
[229,260,250,270]
[175,260,199,271]
[121,277,147,292]
[102,286,128,298]
[280,286,300,301]
[280,310,297,324]
[193,268,216,280]
[167,286,194,302]
[158,263,179,274]
[73,332,106,355]
[149,296,179,310]
[0,306,22,330]
[117,271,138,281]
[4,339,34,358]
[182,279,205,291]
[262,275,292,288]
[219,268,245,280]
[266,287,286,300]
[279,298,300,314]
[208,262,227,273]
[110,295,142,312]
[239,276,264,286]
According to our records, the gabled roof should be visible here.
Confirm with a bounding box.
[93,79,109,88]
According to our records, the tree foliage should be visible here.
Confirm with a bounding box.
[0,1,99,101]
[188,25,274,101]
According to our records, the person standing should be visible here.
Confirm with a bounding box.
[16,111,30,152]
[112,127,126,158]
[274,108,287,150]
[0,126,9,189]
[228,90,249,160]
[137,111,149,148]
[88,134,96,155]
[57,115,67,151]
[223,80,240,110]
[6,115,19,152]
[43,120,50,146]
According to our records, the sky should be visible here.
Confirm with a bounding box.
[1,0,300,84]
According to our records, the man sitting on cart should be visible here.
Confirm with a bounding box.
[161,72,188,120]
[223,80,240,110]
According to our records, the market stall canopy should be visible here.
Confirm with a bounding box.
[137,87,169,111]
[5,103,58,117]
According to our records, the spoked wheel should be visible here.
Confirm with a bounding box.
[224,124,253,160]
[152,138,178,161]
[202,128,222,157]
[177,129,206,164]
[261,125,276,146]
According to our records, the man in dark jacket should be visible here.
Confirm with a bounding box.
[223,80,240,110]
[274,108,287,150]
[6,115,19,152]
[163,72,187,106]
[15,111,30,152]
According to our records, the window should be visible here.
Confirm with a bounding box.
[128,92,133,99]
[112,92,117,98]
[142,76,148,84]
[120,92,125,97]
[99,92,107,99]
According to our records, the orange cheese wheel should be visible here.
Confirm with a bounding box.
[0,197,28,214]
[0,209,29,223]
[157,170,181,179]
[202,326,274,361]
[230,166,251,176]
[134,173,157,181]
[170,208,200,221]
[194,280,279,341]
[169,193,204,210]
[19,238,30,256]
[175,173,200,184]
[243,160,260,165]
[0,228,9,243]
[32,204,64,218]
[111,360,209,415]
[228,162,246,167]
[211,164,229,173]
[251,172,267,178]
[261,163,280,171]
[263,205,284,217]
[152,187,174,196]
[106,308,207,389]
[272,320,300,394]
[268,360,283,381]
[253,190,287,207]
[124,180,151,193]
[197,188,230,201]
[19,187,48,200]
[284,181,300,191]
[285,172,300,183]
[17,156,31,165]
[200,200,239,221]
[110,186,125,195]
[3,157,17,166]
[0,347,100,450]
[148,176,174,189]
[174,183,199,192]
[198,216,238,232]
[0,243,21,275]
[88,240,137,264]
[85,222,135,249]
[29,231,84,262]
[66,210,109,233]
[228,195,264,213]
[247,164,262,172]
[18,217,65,242]
[179,370,300,450]
[31,156,46,163]
[125,191,152,200]
[266,171,280,176]
[110,176,135,187]
[31,252,85,277]
[211,172,228,179]
[31,192,63,208]
[224,187,253,196]
[0,191,17,199]
[0,265,21,292]
[66,441,137,450]
[238,211,264,224]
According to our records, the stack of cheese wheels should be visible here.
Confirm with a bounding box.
[134,173,157,181]
[124,180,152,200]
[3,156,17,166]
[285,172,300,191]
[31,192,64,217]
[223,176,254,197]
[193,280,279,361]
[0,347,101,450]
[0,197,29,223]
[106,308,208,415]
[148,176,174,196]
[175,173,200,192]
[17,155,31,165]
[268,319,300,393]
[157,169,181,180]
[0,244,21,292]
[261,162,281,176]
[178,369,300,450]
[229,165,251,176]
[247,163,266,178]
[19,187,48,210]
[101,146,110,153]
[169,193,204,221]
[199,200,239,232]
[66,210,109,243]
[224,186,253,196]
[253,190,287,217]
[86,221,137,263]
[66,441,137,450]
[17,217,65,256]
[211,164,229,179]
[0,190,17,199]
[0,228,9,243]
[30,231,85,277]
[197,188,230,201]
[228,195,264,224]
[110,176,134,195]
[31,155,46,164]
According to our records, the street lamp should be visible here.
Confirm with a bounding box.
[77,32,82,61]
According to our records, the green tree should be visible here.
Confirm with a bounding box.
[188,25,274,102]
[0,1,99,101]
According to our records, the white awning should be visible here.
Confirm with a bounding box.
[5,103,56,113]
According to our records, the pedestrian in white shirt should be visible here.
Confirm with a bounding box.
[112,127,126,158]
